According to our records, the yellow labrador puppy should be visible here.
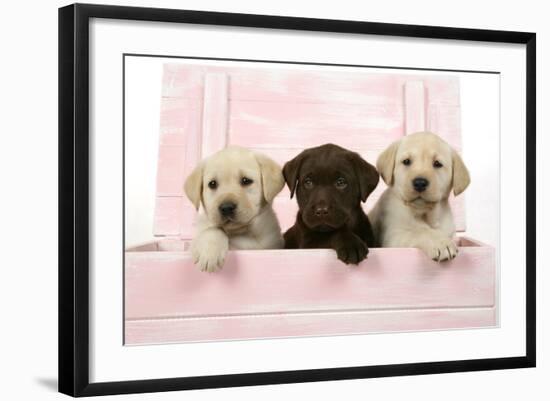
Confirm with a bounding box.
[184,146,285,272]
[369,132,470,262]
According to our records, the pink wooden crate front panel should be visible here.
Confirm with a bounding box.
[154,63,465,238]
[126,307,495,345]
[125,243,494,320]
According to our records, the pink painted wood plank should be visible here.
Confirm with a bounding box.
[162,64,460,106]
[153,197,194,238]
[229,102,404,149]
[405,81,426,134]
[125,241,159,252]
[159,98,202,146]
[125,307,496,345]
[154,96,203,236]
[125,241,495,320]
[201,73,228,157]
[126,239,190,252]
[155,146,186,197]
[153,197,182,237]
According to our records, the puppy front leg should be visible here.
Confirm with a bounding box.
[387,228,457,262]
[331,231,369,265]
[191,228,229,272]
[422,232,458,262]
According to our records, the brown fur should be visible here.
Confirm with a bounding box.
[282,144,379,264]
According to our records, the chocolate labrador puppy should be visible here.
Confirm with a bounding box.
[283,144,379,264]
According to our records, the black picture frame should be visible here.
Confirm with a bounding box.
[58,3,536,397]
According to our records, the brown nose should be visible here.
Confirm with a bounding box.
[314,205,329,216]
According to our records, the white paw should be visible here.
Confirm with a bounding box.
[191,238,228,273]
[423,237,458,262]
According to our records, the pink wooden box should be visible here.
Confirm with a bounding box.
[125,63,496,345]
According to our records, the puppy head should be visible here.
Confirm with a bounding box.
[184,146,284,231]
[283,144,379,232]
[377,132,470,205]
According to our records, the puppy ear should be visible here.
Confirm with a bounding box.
[452,149,470,196]
[255,152,285,203]
[376,140,400,186]
[282,150,307,198]
[348,152,380,202]
[184,164,203,210]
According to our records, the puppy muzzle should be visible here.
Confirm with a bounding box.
[218,201,237,218]
[303,203,347,231]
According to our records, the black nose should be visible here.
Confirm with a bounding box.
[413,177,429,192]
[218,202,237,217]
[314,205,329,217]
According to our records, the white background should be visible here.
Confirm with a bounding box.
[125,57,500,248]
[0,0,547,400]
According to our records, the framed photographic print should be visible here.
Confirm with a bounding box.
[58,3,536,397]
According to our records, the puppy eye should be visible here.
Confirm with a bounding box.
[402,158,411,166]
[335,177,347,189]
[433,160,443,168]
[241,177,253,186]
[208,180,217,189]
[303,178,314,189]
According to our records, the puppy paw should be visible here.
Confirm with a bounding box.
[336,237,369,265]
[423,237,458,262]
[191,235,229,273]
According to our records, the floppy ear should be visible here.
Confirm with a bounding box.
[376,140,400,186]
[183,164,203,210]
[255,152,285,203]
[282,150,307,198]
[348,152,380,202]
[452,149,470,196]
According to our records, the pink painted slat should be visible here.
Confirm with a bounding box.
[126,239,190,252]
[153,197,194,238]
[162,64,460,106]
[201,73,228,157]
[155,146,186,197]
[125,241,159,252]
[154,97,202,236]
[153,197,182,237]
[159,98,202,146]
[125,307,496,345]
[405,81,426,134]
[125,242,495,320]
[229,102,404,149]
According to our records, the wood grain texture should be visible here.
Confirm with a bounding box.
[125,307,496,345]
[405,81,426,134]
[161,64,460,106]
[152,64,465,237]
[229,101,404,149]
[201,73,228,157]
[125,238,495,320]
